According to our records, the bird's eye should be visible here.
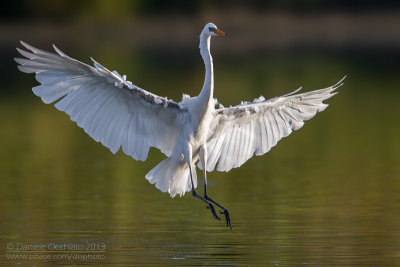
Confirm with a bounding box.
[208,27,215,32]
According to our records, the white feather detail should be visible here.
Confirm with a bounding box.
[202,77,345,172]
[15,41,187,160]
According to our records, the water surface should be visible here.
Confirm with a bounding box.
[1,50,400,266]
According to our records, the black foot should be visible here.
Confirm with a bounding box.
[191,189,221,221]
[206,203,221,220]
[220,209,232,229]
[204,194,233,229]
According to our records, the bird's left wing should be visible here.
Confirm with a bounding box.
[15,41,186,160]
[200,78,345,172]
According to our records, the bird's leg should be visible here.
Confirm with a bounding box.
[202,167,232,229]
[200,147,232,229]
[186,145,220,221]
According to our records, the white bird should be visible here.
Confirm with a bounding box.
[16,22,344,229]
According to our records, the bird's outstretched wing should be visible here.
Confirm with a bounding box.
[15,41,186,160]
[200,77,345,172]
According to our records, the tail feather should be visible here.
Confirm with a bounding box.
[145,157,197,197]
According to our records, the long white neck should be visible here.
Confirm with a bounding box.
[199,33,213,103]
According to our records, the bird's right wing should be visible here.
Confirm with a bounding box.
[15,41,187,160]
[200,78,345,172]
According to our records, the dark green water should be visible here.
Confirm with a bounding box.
[1,49,400,266]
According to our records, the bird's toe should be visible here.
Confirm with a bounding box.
[221,209,233,229]
[206,203,221,220]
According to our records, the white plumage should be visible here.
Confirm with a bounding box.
[16,23,344,228]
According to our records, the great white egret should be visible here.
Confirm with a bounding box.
[16,22,344,229]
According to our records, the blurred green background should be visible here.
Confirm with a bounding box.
[1,1,400,266]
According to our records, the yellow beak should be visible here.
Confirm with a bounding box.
[215,28,227,37]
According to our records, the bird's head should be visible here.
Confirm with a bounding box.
[202,22,226,37]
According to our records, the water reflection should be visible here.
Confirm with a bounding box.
[1,51,400,265]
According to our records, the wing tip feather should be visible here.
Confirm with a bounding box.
[14,57,23,64]
[332,75,347,89]
[19,41,36,53]
[16,47,25,56]
[20,40,28,48]
[17,64,34,73]
[52,44,67,57]
[284,86,302,97]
